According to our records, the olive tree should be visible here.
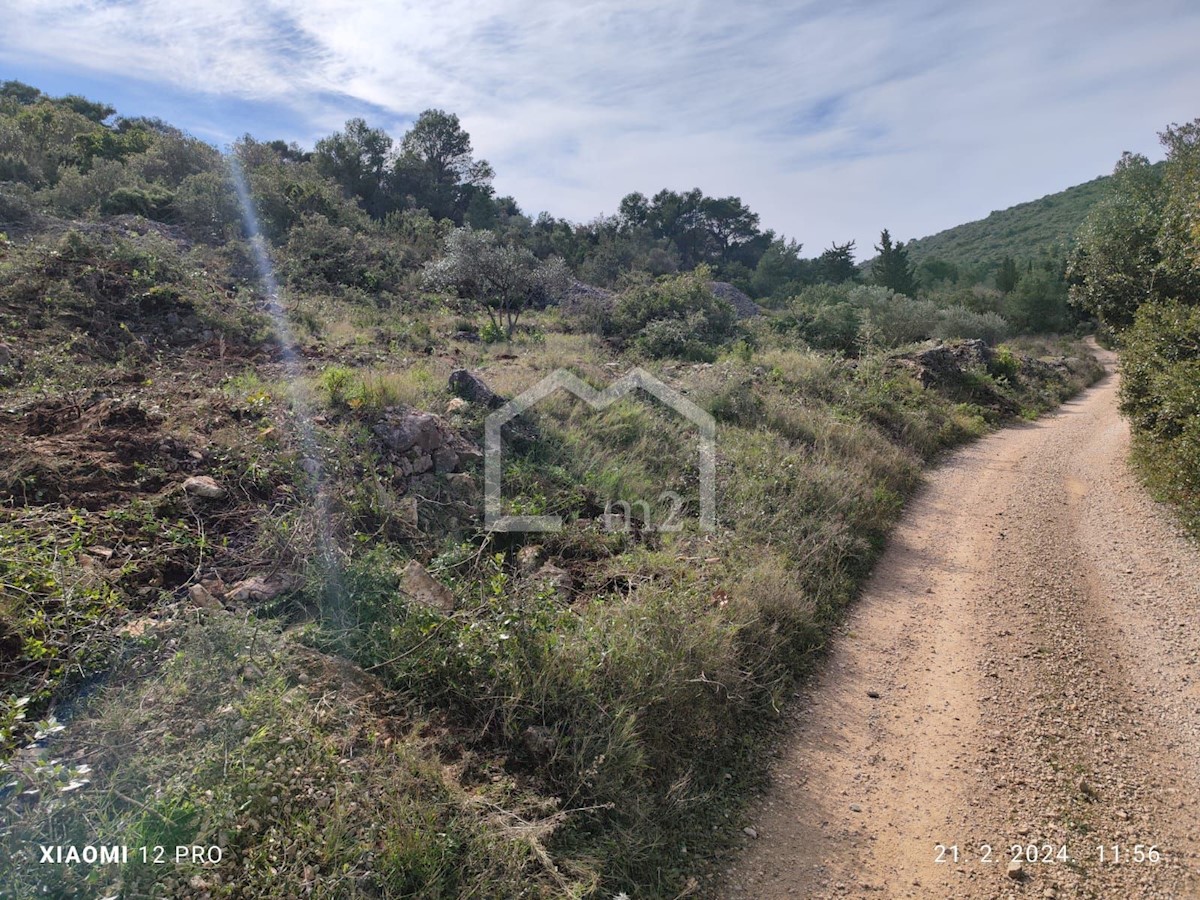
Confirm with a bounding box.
[423,227,569,338]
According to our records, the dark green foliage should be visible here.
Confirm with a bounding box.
[608,268,738,358]
[996,255,1019,293]
[816,240,858,283]
[871,229,918,295]
[281,213,407,296]
[901,173,1119,271]
[313,117,395,219]
[1121,300,1200,532]
[99,185,175,221]
[394,109,496,224]
[1067,153,1165,329]
[1071,120,1200,532]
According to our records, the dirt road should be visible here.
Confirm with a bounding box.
[722,346,1200,899]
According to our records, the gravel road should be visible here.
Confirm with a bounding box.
[721,345,1200,899]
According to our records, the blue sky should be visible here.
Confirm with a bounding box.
[2,0,1198,254]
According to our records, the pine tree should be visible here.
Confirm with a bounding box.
[871,229,917,296]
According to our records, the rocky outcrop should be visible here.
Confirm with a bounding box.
[899,339,993,387]
[708,281,761,319]
[448,369,502,408]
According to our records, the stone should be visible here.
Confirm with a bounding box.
[373,411,445,455]
[432,445,459,473]
[522,725,556,757]
[1006,859,1023,880]
[410,453,433,475]
[187,583,222,610]
[516,544,543,575]
[0,343,16,368]
[400,561,455,613]
[445,397,469,415]
[396,496,419,528]
[183,475,225,499]
[225,574,300,604]
[742,826,758,839]
[448,369,501,407]
[533,562,572,595]
[445,473,475,498]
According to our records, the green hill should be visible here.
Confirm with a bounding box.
[898,170,1151,270]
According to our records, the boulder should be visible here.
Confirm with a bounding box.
[400,561,455,613]
[183,475,225,499]
[445,472,476,498]
[373,412,444,455]
[432,445,459,473]
[225,574,300,604]
[448,369,501,408]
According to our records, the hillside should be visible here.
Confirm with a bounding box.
[898,171,1138,270]
[0,82,1107,898]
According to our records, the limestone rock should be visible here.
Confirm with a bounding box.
[225,574,300,604]
[448,369,501,407]
[187,583,222,610]
[183,475,225,499]
[400,561,455,613]
[432,445,459,473]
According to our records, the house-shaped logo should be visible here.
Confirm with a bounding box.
[484,368,716,532]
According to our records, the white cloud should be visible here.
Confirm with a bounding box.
[2,0,1197,252]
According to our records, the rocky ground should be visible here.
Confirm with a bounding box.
[721,344,1200,899]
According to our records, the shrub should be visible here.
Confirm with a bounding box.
[609,267,737,357]
[99,184,176,221]
[1120,298,1200,532]
[934,305,1012,344]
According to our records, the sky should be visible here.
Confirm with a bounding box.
[2,0,1198,254]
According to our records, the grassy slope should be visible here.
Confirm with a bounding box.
[0,218,1103,898]
[897,172,1136,269]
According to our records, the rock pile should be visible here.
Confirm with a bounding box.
[372,409,479,481]
[900,339,993,387]
[708,281,761,319]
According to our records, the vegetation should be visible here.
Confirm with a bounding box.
[0,79,1107,898]
[1069,121,1200,533]
[899,173,1125,272]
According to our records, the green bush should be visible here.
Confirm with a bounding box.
[99,184,176,221]
[1120,298,1200,532]
[609,267,737,358]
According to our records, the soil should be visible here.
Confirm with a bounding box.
[721,344,1200,899]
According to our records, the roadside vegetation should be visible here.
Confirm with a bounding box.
[1069,120,1200,535]
[0,79,1105,898]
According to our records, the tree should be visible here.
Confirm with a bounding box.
[816,240,857,284]
[995,255,1019,294]
[423,228,569,338]
[871,229,917,295]
[394,109,494,223]
[1067,152,1165,329]
[313,118,395,219]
